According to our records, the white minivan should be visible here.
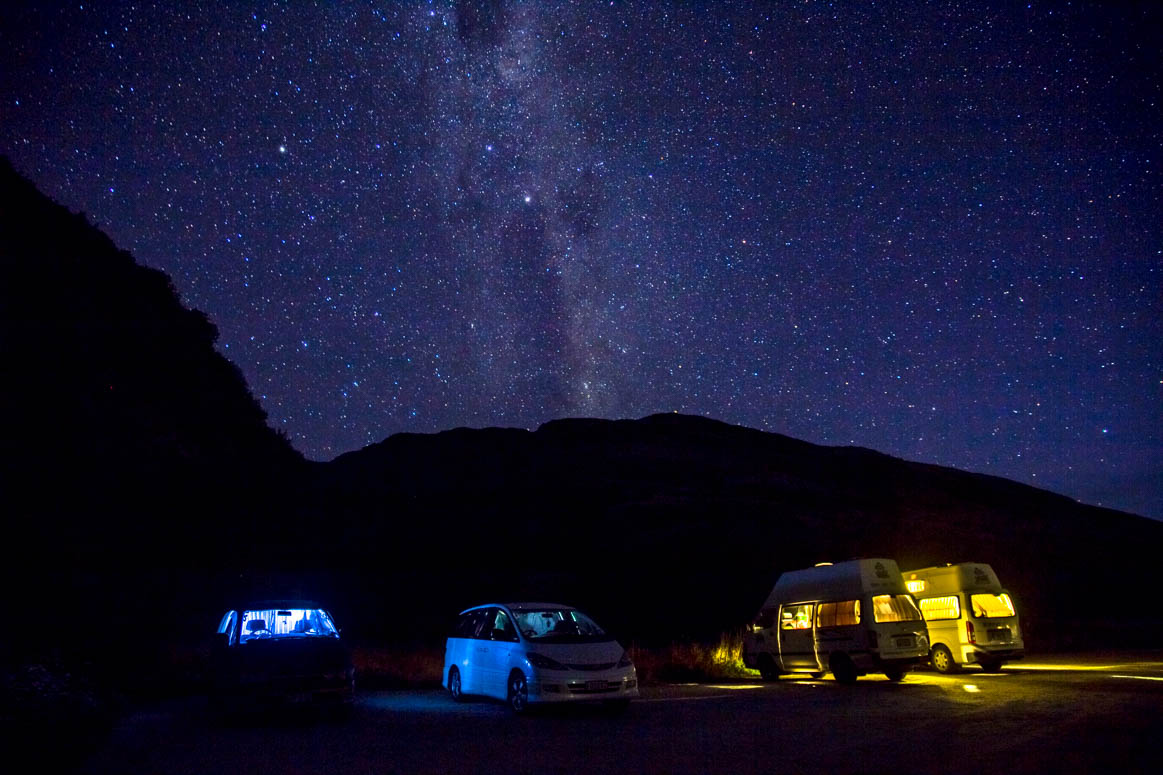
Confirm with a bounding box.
[903,563,1024,673]
[742,559,929,683]
[442,602,638,713]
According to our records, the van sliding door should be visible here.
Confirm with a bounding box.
[778,603,819,670]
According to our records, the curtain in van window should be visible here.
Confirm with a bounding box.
[919,596,961,621]
[970,594,1015,618]
[816,600,861,627]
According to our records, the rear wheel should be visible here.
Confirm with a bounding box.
[448,666,464,702]
[757,654,781,681]
[830,653,858,684]
[977,657,1004,673]
[931,644,959,674]
[507,670,529,714]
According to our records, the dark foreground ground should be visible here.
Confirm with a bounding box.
[76,653,1162,775]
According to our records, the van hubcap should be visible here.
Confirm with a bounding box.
[509,674,527,712]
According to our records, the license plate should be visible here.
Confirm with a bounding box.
[586,680,608,691]
[894,637,914,648]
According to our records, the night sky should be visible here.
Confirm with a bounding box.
[2,2,1159,518]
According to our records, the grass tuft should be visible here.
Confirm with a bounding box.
[629,631,760,683]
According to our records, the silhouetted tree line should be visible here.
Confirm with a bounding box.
[1,157,313,657]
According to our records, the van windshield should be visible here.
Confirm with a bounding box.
[510,608,612,643]
[871,595,923,623]
[971,593,1015,619]
[239,608,339,643]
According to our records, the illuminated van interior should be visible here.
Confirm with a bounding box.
[238,608,339,643]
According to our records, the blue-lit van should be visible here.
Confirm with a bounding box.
[209,600,354,709]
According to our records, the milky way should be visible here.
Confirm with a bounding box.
[2,1,1159,518]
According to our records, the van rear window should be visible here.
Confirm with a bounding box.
[871,595,923,623]
[919,595,961,621]
[970,593,1015,619]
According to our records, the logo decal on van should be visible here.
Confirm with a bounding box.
[973,567,989,584]
[874,562,889,579]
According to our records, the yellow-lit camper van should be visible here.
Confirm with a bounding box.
[902,563,1024,673]
[742,559,929,683]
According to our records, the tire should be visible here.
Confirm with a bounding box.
[507,670,529,714]
[448,666,464,702]
[931,644,959,674]
[830,653,859,684]
[757,654,781,681]
[884,666,906,682]
[809,672,825,679]
[977,657,1004,673]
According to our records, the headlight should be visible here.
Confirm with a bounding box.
[617,650,634,668]
[526,652,568,670]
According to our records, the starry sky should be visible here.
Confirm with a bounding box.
[2,1,1160,518]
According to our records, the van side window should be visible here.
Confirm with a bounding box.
[490,610,519,642]
[217,611,238,645]
[919,595,961,621]
[781,604,814,630]
[816,600,860,628]
[452,610,490,639]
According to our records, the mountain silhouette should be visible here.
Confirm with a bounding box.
[313,413,1163,647]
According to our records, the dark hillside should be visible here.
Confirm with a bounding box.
[319,414,1163,648]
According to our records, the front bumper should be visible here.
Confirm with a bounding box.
[528,669,639,704]
[233,674,355,706]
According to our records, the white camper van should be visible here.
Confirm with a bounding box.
[742,559,929,683]
[902,563,1024,673]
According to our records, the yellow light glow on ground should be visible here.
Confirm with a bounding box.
[706,684,767,690]
[1007,663,1120,672]
[962,684,980,693]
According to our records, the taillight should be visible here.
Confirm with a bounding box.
[966,620,976,644]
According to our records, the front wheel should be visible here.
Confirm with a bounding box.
[757,654,781,681]
[507,670,529,714]
[931,644,959,674]
[448,666,464,702]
